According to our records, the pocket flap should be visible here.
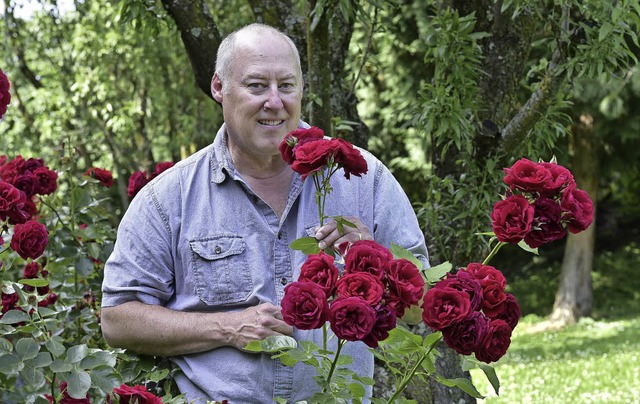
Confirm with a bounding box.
[189,236,245,260]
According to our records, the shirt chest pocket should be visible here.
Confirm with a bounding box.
[189,236,254,306]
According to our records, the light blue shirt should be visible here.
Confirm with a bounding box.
[101,122,429,403]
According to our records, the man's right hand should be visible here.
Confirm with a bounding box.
[231,302,294,351]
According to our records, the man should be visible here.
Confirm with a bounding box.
[101,23,428,403]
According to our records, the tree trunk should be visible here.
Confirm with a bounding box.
[550,114,599,324]
[306,0,333,133]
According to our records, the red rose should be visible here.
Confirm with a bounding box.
[561,185,594,233]
[442,311,489,355]
[38,293,58,307]
[336,272,385,306]
[281,281,330,330]
[329,296,376,341]
[344,240,393,281]
[385,258,425,307]
[524,196,567,248]
[475,318,513,363]
[111,384,162,404]
[0,180,23,220]
[7,195,37,225]
[127,171,149,198]
[0,68,11,119]
[333,138,368,179]
[465,263,506,290]
[23,157,45,172]
[479,282,507,317]
[437,270,483,311]
[280,126,325,165]
[421,286,473,331]
[84,167,114,187]
[13,172,38,197]
[1,291,19,314]
[493,293,521,329]
[503,158,552,194]
[10,220,49,260]
[56,381,91,404]
[363,304,397,348]
[290,138,340,179]
[33,167,58,195]
[490,195,535,243]
[298,251,339,298]
[540,162,575,197]
[151,161,175,179]
[23,261,41,278]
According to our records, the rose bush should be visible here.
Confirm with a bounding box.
[0,68,11,119]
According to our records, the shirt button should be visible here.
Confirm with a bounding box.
[280,277,288,285]
[214,246,222,254]
[277,232,283,240]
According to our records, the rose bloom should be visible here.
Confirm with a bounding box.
[465,263,506,290]
[336,272,385,305]
[281,281,330,330]
[437,270,483,311]
[1,291,19,314]
[493,293,521,329]
[23,261,41,278]
[12,172,38,197]
[329,296,377,341]
[479,282,507,318]
[7,196,37,225]
[151,161,175,179]
[561,185,594,233]
[0,180,23,220]
[539,162,575,197]
[33,167,58,195]
[344,240,393,281]
[290,138,340,179]
[421,286,473,331]
[110,384,163,404]
[0,68,11,119]
[475,318,513,363]
[298,251,339,298]
[524,196,567,248]
[279,126,325,165]
[442,311,489,355]
[490,194,535,243]
[84,167,114,187]
[333,138,368,179]
[10,219,49,260]
[45,381,91,404]
[363,304,397,348]
[385,258,425,307]
[127,170,149,198]
[503,158,552,194]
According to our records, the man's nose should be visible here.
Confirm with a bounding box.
[263,85,284,110]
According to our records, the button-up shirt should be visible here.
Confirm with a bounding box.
[102,122,429,403]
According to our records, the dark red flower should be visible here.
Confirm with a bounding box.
[490,195,535,243]
[7,195,37,225]
[421,286,473,331]
[151,161,175,179]
[298,251,339,298]
[539,162,575,197]
[479,282,507,318]
[56,381,91,404]
[33,167,58,195]
[362,304,397,348]
[38,293,58,307]
[84,167,114,187]
[336,272,385,306]
[561,185,594,233]
[344,240,393,281]
[279,126,325,165]
[442,311,489,355]
[475,318,513,363]
[10,220,49,260]
[23,261,41,278]
[111,384,162,404]
[524,196,567,248]
[0,180,23,220]
[127,171,149,198]
[281,281,330,330]
[493,293,521,329]
[503,158,552,194]
[465,263,506,290]
[0,68,11,119]
[329,296,376,341]
[437,270,483,311]
[12,172,38,197]
[290,138,339,179]
[333,138,368,179]
[385,258,425,308]
[1,291,19,314]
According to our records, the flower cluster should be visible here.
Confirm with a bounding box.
[45,382,163,404]
[422,263,519,363]
[0,68,11,120]
[491,157,594,248]
[282,241,424,348]
[127,161,175,198]
[84,167,114,188]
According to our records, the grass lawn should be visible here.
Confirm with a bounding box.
[469,244,640,403]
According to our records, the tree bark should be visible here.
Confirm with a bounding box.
[550,114,599,324]
[306,0,333,133]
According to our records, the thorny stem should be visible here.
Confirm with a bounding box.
[324,339,346,392]
[482,241,507,265]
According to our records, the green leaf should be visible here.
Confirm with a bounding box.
[0,353,22,374]
[289,236,321,255]
[66,370,92,399]
[390,243,423,270]
[18,278,50,287]
[0,310,30,324]
[67,344,89,363]
[33,352,53,368]
[517,240,539,255]
[425,262,452,283]
[21,365,45,388]
[46,337,66,358]
[50,359,73,373]
[478,362,500,395]
[145,367,171,383]
[79,350,117,369]
[0,337,13,352]
[90,366,123,394]
[16,338,40,361]
[436,376,484,398]
[244,335,298,353]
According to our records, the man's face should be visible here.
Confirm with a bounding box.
[212,32,303,162]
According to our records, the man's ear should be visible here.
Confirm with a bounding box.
[211,72,223,104]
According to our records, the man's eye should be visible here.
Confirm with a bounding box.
[280,83,294,90]
[248,83,265,88]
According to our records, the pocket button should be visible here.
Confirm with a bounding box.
[215,246,222,254]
